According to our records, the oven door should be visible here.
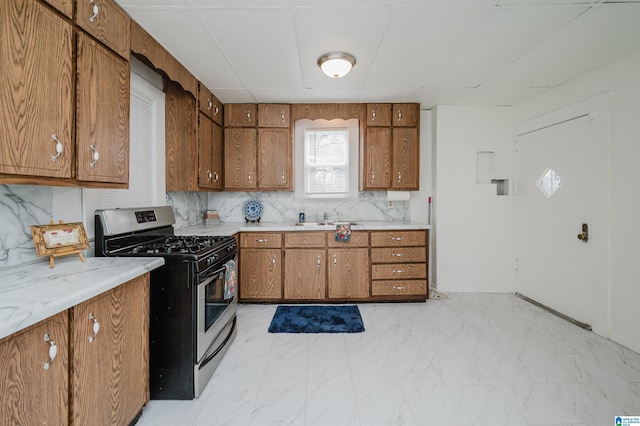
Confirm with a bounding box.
[196,257,237,362]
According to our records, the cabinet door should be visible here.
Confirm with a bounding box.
[366,104,391,126]
[392,103,419,127]
[72,276,149,426]
[240,249,282,300]
[284,249,326,299]
[198,113,213,189]
[224,104,256,127]
[224,128,257,189]
[258,128,291,190]
[43,0,72,18]
[211,122,223,189]
[0,0,73,179]
[76,0,130,59]
[76,34,130,184]
[0,311,68,426]
[327,248,370,299]
[258,104,290,128]
[392,127,419,190]
[165,81,198,191]
[361,127,391,190]
[198,83,222,125]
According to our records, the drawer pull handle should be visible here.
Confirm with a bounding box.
[207,170,212,182]
[89,144,100,168]
[392,269,405,274]
[397,109,402,121]
[281,111,286,123]
[51,134,64,162]
[272,255,276,266]
[88,312,100,343]
[333,254,337,266]
[43,333,58,370]
[392,252,404,257]
[246,110,251,122]
[214,105,219,115]
[392,237,403,241]
[255,239,268,243]
[370,170,375,182]
[281,171,286,183]
[371,109,377,121]
[88,0,99,22]
[397,172,401,182]
[208,99,213,111]
[393,285,406,291]
[213,172,219,182]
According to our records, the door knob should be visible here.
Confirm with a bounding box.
[577,223,588,242]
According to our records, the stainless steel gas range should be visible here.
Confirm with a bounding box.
[95,206,237,400]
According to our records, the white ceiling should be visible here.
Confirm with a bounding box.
[117,0,640,108]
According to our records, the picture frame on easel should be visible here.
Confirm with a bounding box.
[30,221,90,268]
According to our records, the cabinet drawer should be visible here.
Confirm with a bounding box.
[240,233,282,248]
[370,230,426,247]
[371,247,426,263]
[372,263,427,280]
[327,231,369,247]
[284,232,326,248]
[372,280,427,296]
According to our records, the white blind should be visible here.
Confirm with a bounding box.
[83,70,165,238]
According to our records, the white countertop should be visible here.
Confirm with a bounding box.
[176,220,430,236]
[0,256,164,340]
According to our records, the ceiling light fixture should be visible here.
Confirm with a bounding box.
[317,52,356,79]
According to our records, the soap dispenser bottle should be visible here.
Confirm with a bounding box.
[298,209,305,223]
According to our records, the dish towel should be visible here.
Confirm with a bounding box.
[224,259,237,300]
[335,223,351,242]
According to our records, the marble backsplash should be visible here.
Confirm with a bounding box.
[0,184,408,268]
[205,191,409,224]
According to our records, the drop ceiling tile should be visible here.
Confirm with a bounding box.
[197,8,302,89]
[116,0,189,7]
[365,7,493,89]
[487,3,640,88]
[431,5,588,88]
[125,9,244,89]
[210,89,257,104]
[189,0,291,7]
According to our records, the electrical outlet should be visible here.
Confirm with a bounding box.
[387,200,393,208]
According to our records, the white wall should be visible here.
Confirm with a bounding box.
[514,51,640,353]
[434,106,514,293]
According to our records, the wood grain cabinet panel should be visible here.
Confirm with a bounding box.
[372,280,427,296]
[76,33,130,185]
[284,232,326,248]
[240,249,282,300]
[258,128,291,190]
[198,83,222,125]
[224,128,257,190]
[224,104,256,127]
[366,104,391,127]
[0,311,69,426]
[392,127,419,190]
[240,233,282,248]
[284,249,326,299]
[258,104,290,128]
[371,247,426,263]
[327,231,369,247]
[71,275,149,426]
[392,103,419,127]
[370,231,426,247]
[0,0,73,179]
[165,81,198,191]
[199,113,224,190]
[361,127,391,190]
[75,0,130,59]
[43,0,73,17]
[327,248,370,299]
[372,263,427,280]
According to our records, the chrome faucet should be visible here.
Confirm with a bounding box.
[323,212,328,221]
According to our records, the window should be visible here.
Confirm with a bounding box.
[294,118,359,200]
[304,128,349,197]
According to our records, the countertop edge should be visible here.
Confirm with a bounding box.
[0,257,165,340]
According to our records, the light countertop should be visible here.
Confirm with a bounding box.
[0,256,164,340]
[176,220,430,236]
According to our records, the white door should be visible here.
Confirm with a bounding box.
[515,106,608,330]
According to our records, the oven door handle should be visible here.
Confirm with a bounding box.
[199,266,226,284]
[200,316,236,368]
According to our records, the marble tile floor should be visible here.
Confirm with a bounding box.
[137,293,640,426]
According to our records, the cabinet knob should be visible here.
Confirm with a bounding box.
[397,109,402,121]
[397,172,401,182]
[89,145,100,169]
[88,0,99,22]
[51,134,64,162]
[88,312,100,343]
[43,333,58,370]
[371,109,377,121]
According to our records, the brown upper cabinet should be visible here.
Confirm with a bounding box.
[75,34,130,185]
[225,104,257,127]
[224,128,257,190]
[165,82,198,191]
[258,104,290,128]
[392,103,419,127]
[366,104,392,127]
[75,0,131,60]
[392,127,419,190]
[0,0,74,180]
[198,83,223,126]
[198,113,223,190]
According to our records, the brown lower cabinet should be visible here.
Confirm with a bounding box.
[0,274,149,426]
[239,230,427,303]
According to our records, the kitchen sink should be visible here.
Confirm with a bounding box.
[293,221,360,227]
